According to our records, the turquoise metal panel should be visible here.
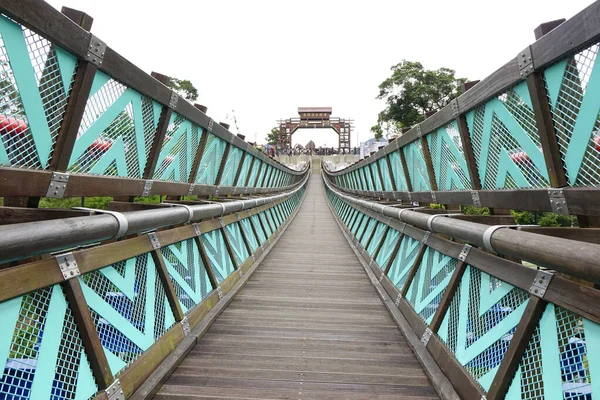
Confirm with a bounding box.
[236,155,253,186]
[154,113,202,182]
[403,140,432,191]
[386,236,420,290]
[162,238,212,314]
[220,146,243,186]
[201,229,235,283]
[377,157,394,191]
[366,222,387,255]
[195,133,226,184]
[240,217,260,251]
[388,150,409,190]
[257,212,274,237]
[224,222,250,264]
[359,218,377,247]
[427,121,472,190]
[370,163,383,191]
[375,228,401,268]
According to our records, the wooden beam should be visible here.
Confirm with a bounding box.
[456,114,482,190]
[420,136,438,192]
[214,142,232,186]
[219,226,239,270]
[428,260,468,333]
[400,243,427,297]
[232,151,247,187]
[486,296,547,400]
[398,149,414,192]
[243,156,256,187]
[62,278,114,390]
[150,248,185,322]
[193,236,219,290]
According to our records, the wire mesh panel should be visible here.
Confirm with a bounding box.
[250,215,267,243]
[465,81,549,190]
[246,160,263,187]
[219,146,242,186]
[351,213,368,237]
[80,253,176,377]
[153,112,202,182]
[388,150,409,191]
[427,121,472,190]
[239,217,260,252]
[403,140,431,191]
[224,222,250,265]
[363,166,375,191]
[0,16,78,170]
[386,235,420,290]
[543,43,600,186]
[359,218,377,247]
[348,210,363,233]
[504,303,599,400]
[195,133,226,185]
[405,247,458,324]
[264,166,275,188]
[377,158,394,191]
[68,70,162,178]
[162,238,212,315]
[258,212,274,237]
[0,284,98,400]
[370,163,383,191]
[201,229,235,283]
[264,209,277,232]
[436,265,529,392]
[375,228,401,269]
[236,155,253,187]
[366,222,387,257]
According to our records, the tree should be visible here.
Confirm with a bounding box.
[373,60,466,136]
[265,127,280,145]
[167,77,198,101]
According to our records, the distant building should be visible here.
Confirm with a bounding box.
[305,140,316,151]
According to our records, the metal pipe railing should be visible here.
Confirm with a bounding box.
[0,171,310,262]
[322,172,600,285]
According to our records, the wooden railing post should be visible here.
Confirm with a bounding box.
[419,135,438,193]
[219,224,240,271]
[194,235,219,291]
[455,83,483,191]
[232,151,247,187]
[398,150,414,193]
[214,122,232,187]
[62,278,114,390]
[150,245,185,322]
[187,103,210,186]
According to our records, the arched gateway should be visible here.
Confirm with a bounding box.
[278,107,353,152]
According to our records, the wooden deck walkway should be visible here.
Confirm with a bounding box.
[154,175,439,399]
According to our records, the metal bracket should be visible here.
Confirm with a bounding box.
[148,232,161,249]
[238,268,243,278]
[416,124,422,137]
[72,208,128,238]
[170,203,194,223]
[180,316,190,336]
[421,328,433,346]
[422,231,430,244]
[142,180,153,197]
[395,292,402,306]
[529,270,553,298]
[86,34,106,67]
[188,183,196,196]
[217,286,223,299]
[192,223,201,236]
[105,379,124,400]
[518,45,535,78]
[471,190,481,207]
[379,273,385,282]
[46,172,70,198]
[208,118,214,132]
[548,189,569,215]
[56,252,80,280]
[482,225,536,252]
[458,244,472,262]
[451,99,460,116]
[169,92,179,109]
[430,191,437,204]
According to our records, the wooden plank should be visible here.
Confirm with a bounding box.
[486,296,546,400]
[143,107,173,179]
[151,249,185,322]
[420,136,438,192]
[62,278,114,389]
[193,236,219,290]
[456,114,482,189]
[232,151,247,187]
[0,207,90,225]
[214,142,232,186]
[429,261,467,333]
[401,243,426,297]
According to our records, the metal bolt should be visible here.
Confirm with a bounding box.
[534,289,539,294]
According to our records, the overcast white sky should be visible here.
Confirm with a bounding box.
[46,0,594,147]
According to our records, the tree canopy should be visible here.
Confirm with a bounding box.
[266,127,280,145]
[372,60,466,137]
[167,77,198,101]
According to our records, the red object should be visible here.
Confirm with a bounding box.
[164,155,174,164]
[0,115,28,138]
[594,135,600,152]
[510,151,530,164]
[90,138,112,152]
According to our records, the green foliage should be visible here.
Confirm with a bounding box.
[0,61,23,115]
[371,124,384,141]
[167,77,198,101]
[266,127,280,145]
[462,206,490,216]
[374,60,467,132]
[510,210,576,227]
[133,195,162,204]
[429,203,445,209]
[39,196,112,209]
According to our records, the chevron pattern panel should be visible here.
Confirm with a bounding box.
[250,215,267,243]
[375,228,401,268]
[505,303,599,400]
[219,146,243,186]
[366,222,387,255]
[0,15,77,170]
[543,43,600,187]
[386,235,421,290]
[427,121,472,190]
[377,157,394,191]
[153,112,202,182]
[239,218,259,252]
[258,212,274,237]
[0,285,98,400]
[466,81,549,190]
[195,133,226,185]
[201,230,235,283]
[403,140,431,191]
[359,218,377,247]
[247,160,262,187]
[236,155,253,186]
[388,150,409,191]
[68,71,161,178]
[405,247,458,324]
[370,163,383,191]
[363,165,375,191]
[350,212,366,236]
[437,266,529,392]
[161,238,212,314]
[224,222,250,265]
[80,253,176,376]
